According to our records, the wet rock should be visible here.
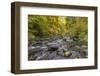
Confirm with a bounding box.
[82,45,87,49]
[33,51,50,60]
[74,45,81,51]
[56,39,63,45]
[47,51,57,60]
[28,46,36,55]
[63,37,73,42]
[33,46,42,52]
[42,41,48,45]
[35,52,48,60]
[41,46,48,51]
[29,50,47,60]
[70,51,81,58]
[57,46,68,56]
[57,48,64,56]
[47,43,60,51]
[28,36,88,60]
[80,49,88,58]
[75,45,81,49]
[62,46,68,51]
[28,46,47,55]
[54,55,65,59]
[28,46,35,51]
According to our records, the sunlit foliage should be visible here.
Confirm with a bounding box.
[28,15,88,44]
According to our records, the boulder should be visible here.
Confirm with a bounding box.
[32,51,50,60]
[64,51,72,57]
[54,56,64,59]
[28,46,47,55]
[47,43,60,51]
[80,49,88,58]
[35,53,48,60]
[28,46,35,51]
[57,48,64,56]
[28,46,36,55]
[70,51,81,58]
[56,39,63,43]
[82,45,87,49]
[47,51,57,60]
[63,37,73,42]
[74,45,81,52]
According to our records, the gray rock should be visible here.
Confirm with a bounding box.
[47,51,57,60]
[80,49,88,58]
[33,46,42,52]
[35,53,48,60]
[74,45,81,51]
[70,51,81,58]
[57,48,64,56]
[41,46,48,51]
[47,43,60,51]
[28,46,35,51]
[63,37,73,42]
[82,45,87,49]
[54,56,65,59]
[28,46,48,56]
[33,51,50,60]
[32,41,42,46]
[28,36,88,60]
[56,39,63,45]
[28,46,36,55]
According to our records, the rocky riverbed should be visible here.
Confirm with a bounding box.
[28,36,88,60]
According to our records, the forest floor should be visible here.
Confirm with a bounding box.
[28,36,88,60]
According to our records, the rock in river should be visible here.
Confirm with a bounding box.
[80,49,88,58]
[47,43,60,51]
[57,48,64,56]
[47,51,57,60]
[64,51,72,57]
[28,46,48,55]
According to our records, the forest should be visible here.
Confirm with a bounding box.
[28,15,88,60]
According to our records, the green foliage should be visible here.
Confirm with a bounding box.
[65,17,88,44]
[28,15,88,44]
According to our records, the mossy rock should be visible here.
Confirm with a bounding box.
[64,51,72,57]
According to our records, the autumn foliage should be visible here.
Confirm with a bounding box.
[28,15,88,44]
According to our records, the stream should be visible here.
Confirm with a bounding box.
[28,36,88,60]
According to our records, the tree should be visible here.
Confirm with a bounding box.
[28,15,88,45]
